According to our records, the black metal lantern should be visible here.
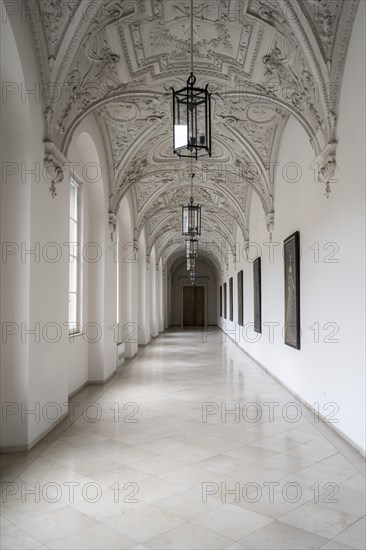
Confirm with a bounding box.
[172,73,211,159]
[182,197,201,237]
[187,255,196,272]
[186,238,198,258]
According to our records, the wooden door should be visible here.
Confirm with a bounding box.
[194,286,205,325]
[183,286,195,325]
[183,286,205,325]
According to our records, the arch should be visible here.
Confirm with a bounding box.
[170,258,218,326]
[68,124,116,382]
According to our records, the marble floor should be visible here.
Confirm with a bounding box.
[1,328,365,549]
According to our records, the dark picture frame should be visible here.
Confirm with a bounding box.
[223,282,227,319]
[229,277,233,321]
[284,231,300,349]
[253,258,261,333]
[219,285,222,317]
[237,270,243,326]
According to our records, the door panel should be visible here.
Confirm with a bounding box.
[183,286,195,325]
[194,286,205,325]
[183,286,205,326]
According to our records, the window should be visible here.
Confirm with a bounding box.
[253,257,262,334]
[219,285,222,317]
[229,277,233,321]
[223,282,227,319]
[237,270,243,326]
[69,179,81,334]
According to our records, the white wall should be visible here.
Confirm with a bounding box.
[0,10,119,448]
[1,7,69,448]
[219,0,366,452]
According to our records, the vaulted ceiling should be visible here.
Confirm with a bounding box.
[26,0,359,271]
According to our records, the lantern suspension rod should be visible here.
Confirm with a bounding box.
[190,0,194,73]
[190,156,194,200]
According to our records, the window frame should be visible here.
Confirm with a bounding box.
[237,270,244,326]
[223,282,227,319]
[229,277,233,321]
[68,178,83,336]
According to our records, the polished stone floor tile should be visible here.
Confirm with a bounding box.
[1,329,365,550]
[333,516,366,549]
[14,505,98,544]
[153,486,222,521]
[0,523,45,549]
[280,501,360,538]
[144,522,234,549]
[233,520,329,549]
[192,503,273,540]
[47,523,138,549]
[105,504,185,543]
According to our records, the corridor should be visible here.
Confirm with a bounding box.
[1,329,365,549]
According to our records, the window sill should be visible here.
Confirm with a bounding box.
[69,332,83,339]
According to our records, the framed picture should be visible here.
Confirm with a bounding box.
[284,231,300,349]
[253,258,261,333]
[223,282,227,319]
[219,285,222,317]
[237,270,243,326]
[229,277,233,321]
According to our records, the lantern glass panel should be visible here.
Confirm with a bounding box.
[174,124,188,149]
[182,204,201,237]
[187,256,196,271]
[186,239,198,257]
[172,75,211,158]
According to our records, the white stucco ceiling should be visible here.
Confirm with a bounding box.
[26,0,359,269]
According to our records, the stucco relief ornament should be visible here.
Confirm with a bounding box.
[265,212,275,241]
[44,155,64,198]
[243,239,251,260]
[306,0,338,62]
[263,45,299,90]
[44,106,54,137]
[57,42,120,134]
[40,0,66,68]
[263,45,303,109]
[320,159,337,198]
[108,213,118,242]
[316,141,337,198]
[258,0,275,22]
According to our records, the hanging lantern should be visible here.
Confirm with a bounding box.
[172,73,212,159]
[182,197,201,237]
[187,255,196,272]
[186,238,198,258]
